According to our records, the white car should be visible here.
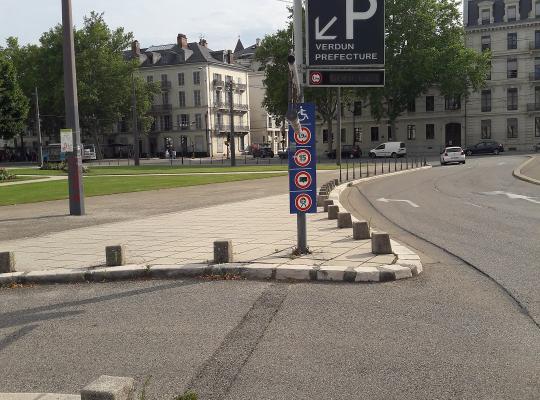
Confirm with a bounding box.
[440,146,466,165]
[369,142,407,158]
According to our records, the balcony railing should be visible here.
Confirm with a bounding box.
[213,102,249,111]
[214,124,250,132]
[527,103,540,111]
[234,103,249,112]
[161,81,172,90]
[235,83,247,92]
[151,104,173,113]
[213,79,225,89]
[529,72,540,81]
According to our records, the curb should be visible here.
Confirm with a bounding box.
[512,156,540,185]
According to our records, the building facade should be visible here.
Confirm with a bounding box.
[120,34,251,158]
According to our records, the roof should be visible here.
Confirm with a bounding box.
[234,43,258,59]
[234,39,244,53]
[125,42,248,70]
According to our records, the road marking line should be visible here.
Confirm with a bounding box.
[481,191,540,204]
[464,202,483,208]
[377,198,420,208]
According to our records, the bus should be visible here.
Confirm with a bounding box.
[42,143,97,163]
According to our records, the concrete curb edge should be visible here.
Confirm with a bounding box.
[512,156,540,185]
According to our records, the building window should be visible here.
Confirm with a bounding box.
[370,127,379,142]
[426,124,435,140]
[507,33,517,50]
[388,126,393,141]
[341,128,346,142]
[481,35,491,51]
[163,115,172,131]
[179,92,185,107]
[445,96,461,110]
[481,90,491,112]
[180,114,190,130]
[195,114,202,129]
[194,90,201,106]
[407,100,416,113]
[426,96,434,112]
[536,117,540,136]
[162,92,169,105]
[178,73,184,86]
[353,101,362,116]
[507,58,518,78]
[507,118,518,138]
[481,120,492,139]
[507,88,518,110]
[193,71,201,85]
[354,128,362,143]
[147,76,153,83]
[161,74,168,82]
[407,125,416,140]
[507,6,517,21]
[487,62,492,80]
[481,9,490,24]
[323,129,329,143]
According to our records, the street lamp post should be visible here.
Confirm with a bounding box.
[62,0,85,215]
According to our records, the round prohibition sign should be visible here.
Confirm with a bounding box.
[294,149,312,168]
[295,193,313,212]
[294,127,312,145]
[294,171,312,190]
[310,71,322,85]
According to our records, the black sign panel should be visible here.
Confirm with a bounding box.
[306,0,385,67]
[308,70,384,87]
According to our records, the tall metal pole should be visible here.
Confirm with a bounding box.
[293,0,307,254]
[227,81,236,166]
[34,87,43,166]
[62,0,85,215]
[337,87,342,166]
[132,73,140,166]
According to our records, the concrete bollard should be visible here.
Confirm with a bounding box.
[317,195,328,207]
[0,252,15,273]
[214,240,233,263]
[353,221,371,240]
[371,232,393,254]
[81,375,135,400]
[319,190,328,196]
[337,212,353,228]
[328,205,340,220]
[323,199,334,212]
[334,178,339,186]
[106,246,126,267]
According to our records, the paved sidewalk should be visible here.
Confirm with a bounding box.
[520,156,540,180]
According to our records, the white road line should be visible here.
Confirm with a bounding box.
[377,198,420,208]
[481,191,540,205]
[464,202,483,208]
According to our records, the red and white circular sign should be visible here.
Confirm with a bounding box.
[294,149,311,167]
[310,71,322,85]
[295,194,313,212]
[294,171,312,190]
[294,127,311,145]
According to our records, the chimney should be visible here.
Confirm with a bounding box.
[199,38,208,48]
[131,40,140,56]
[256,38,261,46]
[177,34,188,49]
[227,50,234,64]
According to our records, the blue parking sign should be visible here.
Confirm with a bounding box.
[289,103,317,214]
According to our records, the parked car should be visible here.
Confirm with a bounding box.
[327,145,362,159]
[440,146,465,165]
[253,147,274,158]
[369,142,407,158]
[465,141,504,156]
[278,148,289,159]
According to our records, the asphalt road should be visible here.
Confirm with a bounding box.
[343,154,540,326]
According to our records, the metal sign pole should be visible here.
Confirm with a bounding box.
[62,0,85,216]
[337,86,342,166]
[294,0,307,254]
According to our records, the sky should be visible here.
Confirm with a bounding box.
[1,0,291,51]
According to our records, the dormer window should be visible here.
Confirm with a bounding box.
[482,9,490,25]
[508,6,517,21]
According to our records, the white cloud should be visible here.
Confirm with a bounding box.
[0,0,290,50]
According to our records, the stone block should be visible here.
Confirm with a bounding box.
[337,212,353,229]
[355,266,380,282]
[353,221,371,240]
[317,265,347,281]
[323,199,334,212]
[81,375,135,400]
[379,265,413,280]
[327,205,340,220]
[0,252,15,273]
[371,232,393,255]
[214,240,233,263]
[317,195,328,207]
[105,246,126,267]
[276,265,313,281]
[241,263,276,280]
[334,178,339,185]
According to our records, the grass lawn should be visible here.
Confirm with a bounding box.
[9,163,340,176]
[0,173,286,206]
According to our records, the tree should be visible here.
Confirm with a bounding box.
[0,51,29,140]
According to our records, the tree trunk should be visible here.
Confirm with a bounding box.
[280,120,286,150]
[326,118,333,152]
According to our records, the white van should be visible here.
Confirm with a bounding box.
[369,142,407,158]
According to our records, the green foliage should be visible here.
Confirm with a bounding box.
[39,161,90,173]
[174,391,198,400]
[0,168,16,181]
[0,51,29,139]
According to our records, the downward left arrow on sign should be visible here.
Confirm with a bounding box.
[315,16,337,40]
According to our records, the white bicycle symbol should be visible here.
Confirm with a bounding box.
[298,107,308,122]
